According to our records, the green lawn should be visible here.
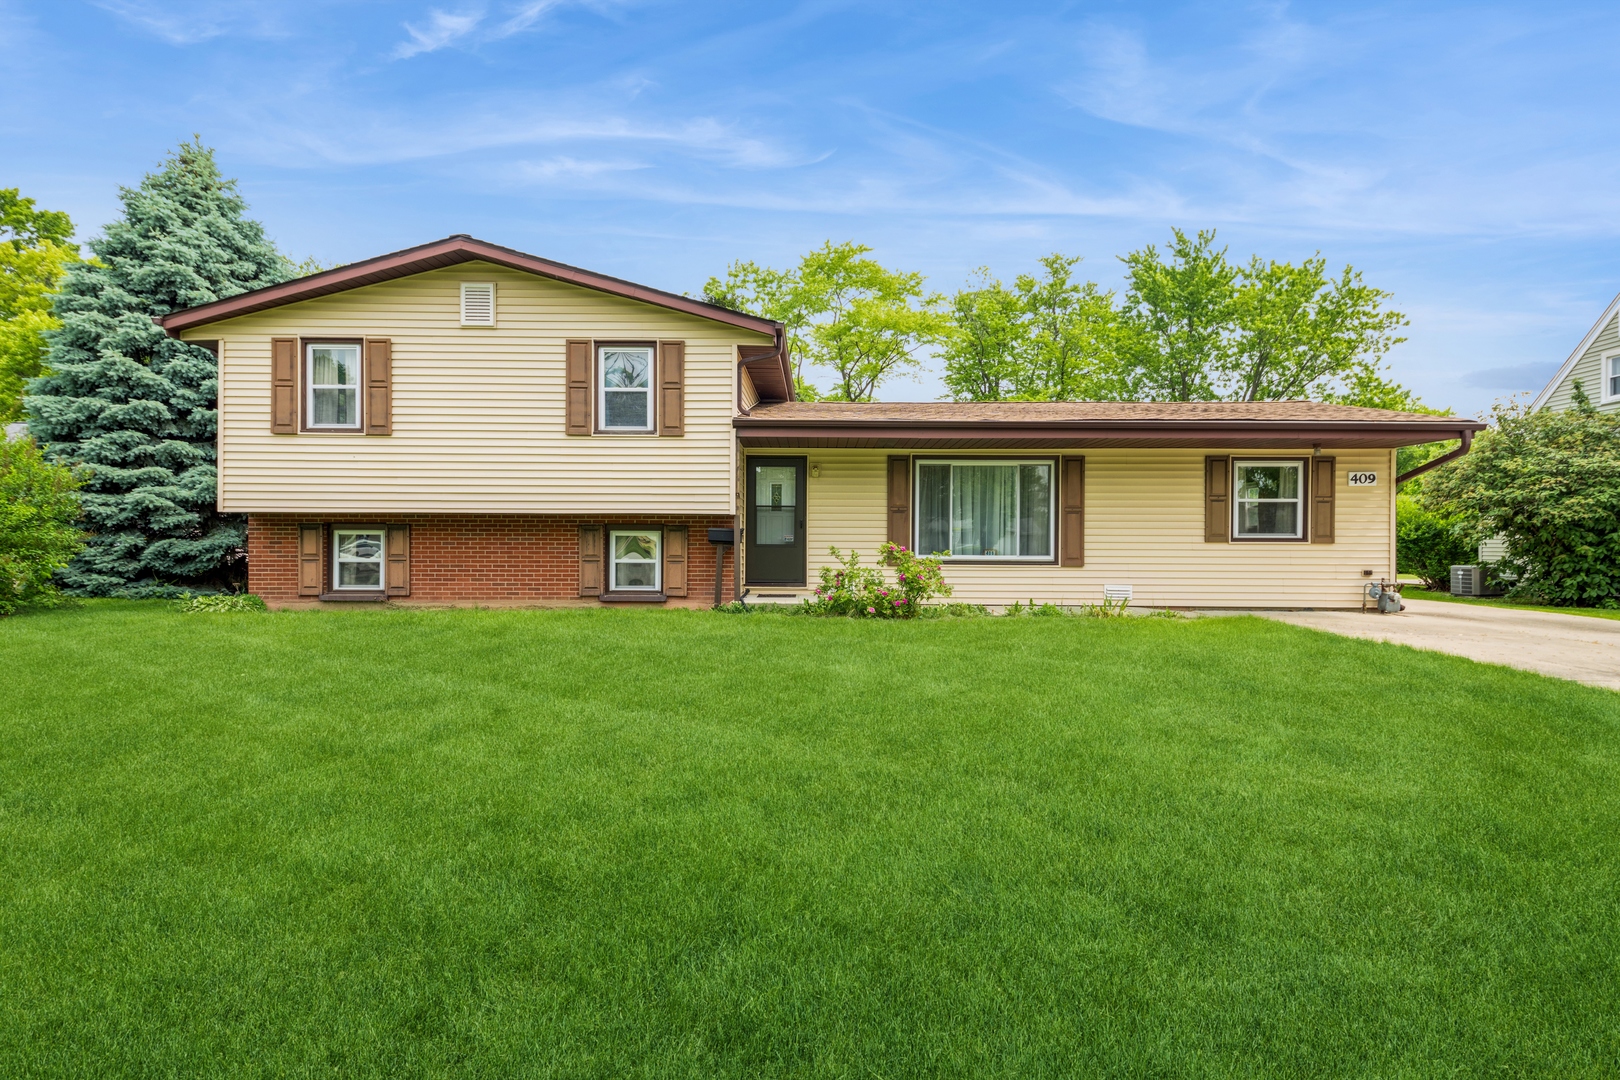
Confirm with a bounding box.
[1402,585,1620,620]
[3,603,1618,1078]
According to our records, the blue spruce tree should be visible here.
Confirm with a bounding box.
[26,140,293,595]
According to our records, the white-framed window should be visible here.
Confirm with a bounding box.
[1604,352,1620,401]
[332,529,385,590]
[914,459,1054,560]
[609,529,661,591]
[461,282,495,326]
[306,342,361,429]
[599,344,654,431]
[1234,460,1305,539]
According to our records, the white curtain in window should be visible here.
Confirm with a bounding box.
[952,465,1017,558]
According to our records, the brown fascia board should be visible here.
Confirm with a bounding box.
[738,344,793,403]
[158,235,784,338]
[732,417,1484,449]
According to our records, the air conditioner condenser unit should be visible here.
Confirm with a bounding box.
[1450,565,1486,596]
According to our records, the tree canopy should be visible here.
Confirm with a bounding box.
[0,189,82,424]
[26,139,294,596]
[942,228,1415,407]
[704,242,949,401]
[1424,382,1620,606]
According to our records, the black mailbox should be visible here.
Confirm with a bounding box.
[707,528,736,545]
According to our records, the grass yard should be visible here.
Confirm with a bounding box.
[2,603,1618,1078]
[1402,585,1620,620]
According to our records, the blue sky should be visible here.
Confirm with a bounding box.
[5,1,1619,412]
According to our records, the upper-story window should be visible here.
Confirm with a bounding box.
[1605,353,1620,401]
[599,344,654,431]
[307,342,361,429]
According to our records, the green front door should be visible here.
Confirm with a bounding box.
[746,457,807,586]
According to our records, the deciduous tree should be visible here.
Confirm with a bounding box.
[705,242,948,401]
[0,189,82,423]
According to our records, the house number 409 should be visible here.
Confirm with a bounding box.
[1347,471,1378,486]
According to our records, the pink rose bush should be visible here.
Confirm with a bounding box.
[800,542,952,619]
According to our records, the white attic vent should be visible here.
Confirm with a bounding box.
[460,282,495,326]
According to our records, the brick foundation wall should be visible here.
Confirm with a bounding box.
[248,513,736,608]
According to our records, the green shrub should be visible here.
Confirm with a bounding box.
[1426,384,1620,605]
[1395,494,1475,591]
[0,436,85,615]
[802,542,953,618]
[174,592,267,613]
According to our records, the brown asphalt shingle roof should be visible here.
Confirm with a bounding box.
[741,400,1469,424]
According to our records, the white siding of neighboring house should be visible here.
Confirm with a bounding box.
[1541,310,1620,414]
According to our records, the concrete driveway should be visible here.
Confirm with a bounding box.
[1249,598,1620,691]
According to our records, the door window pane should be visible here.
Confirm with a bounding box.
[333,529,383,589]
[611,530,660,590]
[600,347,652,430]
[308,344,360,428]
[1234,461,1304,537]
[754,465,797,546]
[916,464,950,555]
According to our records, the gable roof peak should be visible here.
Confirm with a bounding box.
[157,234,783,339]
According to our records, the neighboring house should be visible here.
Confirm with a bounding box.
[1532,289,1620,414]
[159,235,1483,610]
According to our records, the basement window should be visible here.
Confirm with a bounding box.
[609,529,661,591]
[332,529,385,590]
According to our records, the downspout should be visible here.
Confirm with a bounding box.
[1395,429,1473,486]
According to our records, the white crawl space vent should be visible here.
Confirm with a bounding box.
[1103,584,1134,602]
[460,282,495,326]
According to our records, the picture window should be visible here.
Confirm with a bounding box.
[914,459,1054,560]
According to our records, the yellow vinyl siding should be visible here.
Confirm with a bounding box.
[1544,311,1620,413]
[754,447,1395,609]
[194,263,771,514]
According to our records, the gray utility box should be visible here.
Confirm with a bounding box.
[1450,565,1497,597]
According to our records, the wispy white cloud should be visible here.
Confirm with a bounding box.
[394,0,600,59]
[394,7,486,59]
[91,0,290,45]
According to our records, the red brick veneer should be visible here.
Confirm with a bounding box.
[248,513,736,608]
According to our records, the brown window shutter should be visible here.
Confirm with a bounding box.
[1060,456,1085,566]
[385,524,411,595]
[578,525,603,595]
[1312,457,1336,544]
[272,337,298,433]
[658,341,685,436]
[663,526,688,597]
[298,524,323,596]
[566,340,592,435]
[887,456,911,547]
[364,338,392,435]
[1205,456,1230,542]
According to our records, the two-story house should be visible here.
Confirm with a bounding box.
[159,236,1483,609]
